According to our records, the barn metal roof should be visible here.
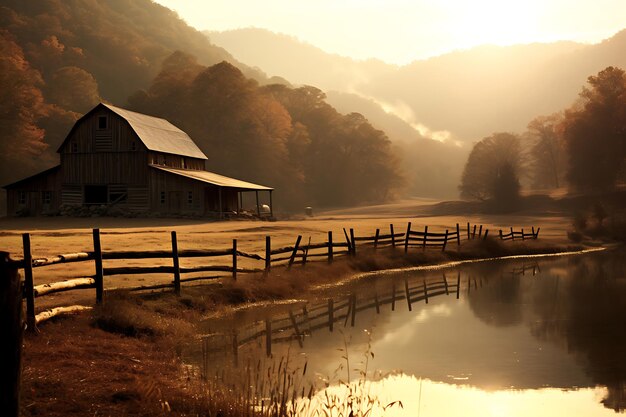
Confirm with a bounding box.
[151,165,273,191]
[102,103,208,160]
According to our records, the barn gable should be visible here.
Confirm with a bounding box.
[57,103,207,160]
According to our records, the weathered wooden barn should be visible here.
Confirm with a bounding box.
[4,103,273,217]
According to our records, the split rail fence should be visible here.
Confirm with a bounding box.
[3,221,539,331]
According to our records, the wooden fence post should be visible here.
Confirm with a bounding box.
[442,273,449,295]
[535,227,540,239]
[171,231,181,296]
[265,319,272,357]
[342,228,352,254]
[302,237,311,265]
[478,225,483,238]
[374,229,380,249]
[0,252,22,417]
[404,278,412,311]
[531,227,535,238]
[522,228,526,240]
[350,294,356,327]
[265,236,271,273]
[422,225,428,251]
[442,230,449,252]
[232,330,239,367]
[456,272,461,299]
[467,222,471,240]
[328,298,334,332]
[499,229,503,240]
[510,227,515,241]
[327,231,333,263]
[390,224,396,248]
[92,229,104,304]
[483,229,489,240]
[22,234,36,332]
[456,223,461,246]
[288,235,302,269]
[404,222,411,253]
[232,239,238,280]
[350,228,356,256]
[472,225,477,239]
[423,280,429,304]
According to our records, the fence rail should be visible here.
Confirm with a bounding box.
[3,221,540,331]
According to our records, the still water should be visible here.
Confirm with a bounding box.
[195,248,626,416]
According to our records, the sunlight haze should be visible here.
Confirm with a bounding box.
[154,0,626,64]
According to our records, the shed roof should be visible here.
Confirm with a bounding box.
[151,165,273,191]
[101,104,207,159]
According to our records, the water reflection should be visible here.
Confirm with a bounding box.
[195,249,626,414]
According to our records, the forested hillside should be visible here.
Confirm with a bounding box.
[128,54,402,209]
[210,28,626,141]
[0,0,263,185]
[0,0,403,211]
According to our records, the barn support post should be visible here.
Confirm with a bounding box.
[232,239,237,280]
[239,191,243,214]
[92,228,104,304]
[255,191,260,217]
[171,231,181,296]
[269,190,273,217]
[0,252,22,417]
[22,233,36,332]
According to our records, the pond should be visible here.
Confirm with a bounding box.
[192,248,626,416]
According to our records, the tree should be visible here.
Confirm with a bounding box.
[460,132,522,206]
[563,66,626,191]
[526,113,567,189]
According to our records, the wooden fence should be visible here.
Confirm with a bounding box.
[4,222,539,331]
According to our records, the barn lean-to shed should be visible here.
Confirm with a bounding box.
[4,103,273,217]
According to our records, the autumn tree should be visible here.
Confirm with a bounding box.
[460,133,522,208]
[526,113,567,189]
[563,66,626,191]
[0,30,50,183]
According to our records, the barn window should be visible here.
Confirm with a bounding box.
[160,192,166,204]
[97,115,108,130]
[18,191,26,205]
[42,191,52,205]
[187,191,193,205]
[70,141,78,153]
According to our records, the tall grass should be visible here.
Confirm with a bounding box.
[200,334,402,417]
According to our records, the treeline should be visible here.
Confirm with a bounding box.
[460,66,626,206]
[129,54,402,209]
[0,0,260,185]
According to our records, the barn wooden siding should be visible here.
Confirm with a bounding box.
[148,169,238,215]
[6,167,62,215]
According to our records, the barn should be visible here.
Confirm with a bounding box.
[3,103,273,217]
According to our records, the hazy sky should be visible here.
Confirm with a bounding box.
[154,0,625,64]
